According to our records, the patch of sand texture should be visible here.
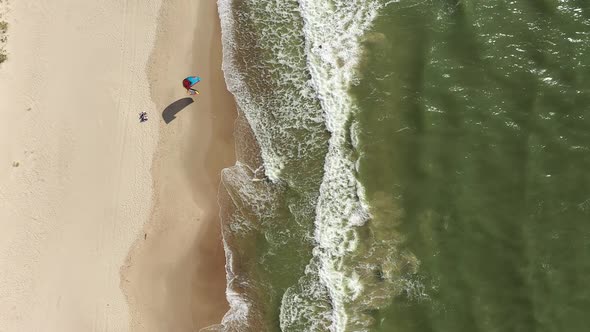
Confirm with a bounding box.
[0,0,234,331]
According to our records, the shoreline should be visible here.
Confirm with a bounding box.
[121,1,236,331]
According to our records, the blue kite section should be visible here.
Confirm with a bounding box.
[187,76,201,86]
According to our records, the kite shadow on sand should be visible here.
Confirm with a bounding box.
[162,97,194,124]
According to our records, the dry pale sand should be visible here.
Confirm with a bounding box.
[0,0,234,331]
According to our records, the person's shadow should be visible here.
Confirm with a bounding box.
[162,97,194,124]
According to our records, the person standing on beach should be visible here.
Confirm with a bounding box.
[183,76,201,95]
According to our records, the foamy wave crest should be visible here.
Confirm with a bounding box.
[289,1,407,331]
[217,0,326,185]
[217,0,279,179]
[217,0,412,330]
[280,259,332,331]
[219,162,275,331]
[217,0,329,330]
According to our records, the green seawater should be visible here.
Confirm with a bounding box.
[219,1,328,330]
[219,0,590,330]
[354,1,590,331]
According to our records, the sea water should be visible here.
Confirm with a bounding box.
[216,1,590,331]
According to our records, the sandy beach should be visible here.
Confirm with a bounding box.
[0,0,234,331]
[122,1,235,331]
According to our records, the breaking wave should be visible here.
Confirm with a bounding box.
[216,0,415,331]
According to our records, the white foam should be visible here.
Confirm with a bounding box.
[298,0,390,331]
[216,165,253,331]
[217,0,282,182]
[218,0,327,186]
[218,157,293,330]
[222,238,252,325]
[218,0,315,328]
[279,271,332,332]
[217,0,402,330]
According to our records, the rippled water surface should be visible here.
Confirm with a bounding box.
[216,1,590,331]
